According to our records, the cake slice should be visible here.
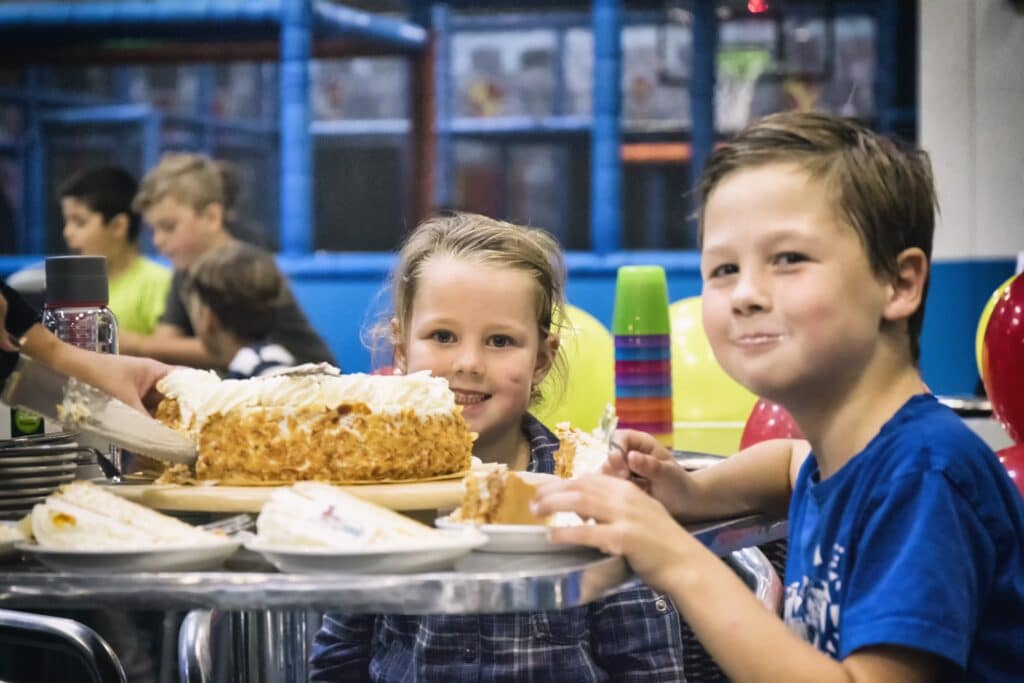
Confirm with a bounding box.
[24,481,223,550]
[553,422,610,479]
[255,482,448,549]
[452,466,547,526]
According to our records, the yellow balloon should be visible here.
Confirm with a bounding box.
[670,296,757,455]
[534,304,615,433]
[976,275,1017,379]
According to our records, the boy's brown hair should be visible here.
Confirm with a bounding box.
[185,242,284,343]
[698,111,938,362]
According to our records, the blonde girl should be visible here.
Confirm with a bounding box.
[310,212,686,682]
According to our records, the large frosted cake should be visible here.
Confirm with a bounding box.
[155,365,475,484]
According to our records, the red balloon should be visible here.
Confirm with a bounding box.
[739,398,805,450]
[981,273,1024,444]
[997,443,1024,498]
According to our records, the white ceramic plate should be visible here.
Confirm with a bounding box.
[0,486,59,499]
[0,495,46,509]
[245,528,487,574]
[16,537,243,573]
[0,453,78,466]
[0,463,77,476]
[0,474,75,488]
[434,515,588,554]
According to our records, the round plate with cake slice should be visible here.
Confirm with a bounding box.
[17,537,243,573]
[434,514,589,554]
[244,528,487,574]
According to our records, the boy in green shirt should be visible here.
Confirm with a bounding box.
[60,166,170,335]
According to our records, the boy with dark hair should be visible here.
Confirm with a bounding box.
[185,242,295,378]
[60,165,170,334]
[534,112,1024,682]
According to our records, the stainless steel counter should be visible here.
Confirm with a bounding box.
[0,513,785,682]
[0,514,785,614]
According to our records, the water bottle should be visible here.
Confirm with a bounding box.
[43,256,118,355]
[42,256,120,476]
[612,265,674,447]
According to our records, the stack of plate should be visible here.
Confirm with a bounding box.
[0,432,91,520]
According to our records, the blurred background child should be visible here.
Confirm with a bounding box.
[185,242,295,379]
[60,165,170,335]
[123,152,335,369]
[310,212,687,681]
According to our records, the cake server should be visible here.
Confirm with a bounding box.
[1,354,197,465]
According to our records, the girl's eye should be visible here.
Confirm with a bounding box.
[489,335,514,348]
[708,263,738,278]
[431,330,455,344]
[774,252,808,266]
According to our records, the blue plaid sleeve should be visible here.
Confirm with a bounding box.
[309,613,374,682]
[589,584,686,682]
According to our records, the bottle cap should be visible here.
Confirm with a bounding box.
[612,265,671,335]
[45,256,108,307]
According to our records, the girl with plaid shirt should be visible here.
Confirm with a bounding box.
[310,213,686,682]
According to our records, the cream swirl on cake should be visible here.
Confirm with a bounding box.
[155,367,474,484]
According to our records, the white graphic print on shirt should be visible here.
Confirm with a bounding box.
[784,543,845,656]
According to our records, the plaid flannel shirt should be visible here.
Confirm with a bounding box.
[310,414,686,682]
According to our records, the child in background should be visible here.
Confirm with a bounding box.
[533,112,1024,682]
[185,242,295,379]
[60,166,170,335]
[309,212,686,682]
[122,152,335,369]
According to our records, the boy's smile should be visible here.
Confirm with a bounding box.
[700,163,892,408]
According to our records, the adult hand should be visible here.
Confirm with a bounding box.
[603,428,697,520]
[0,291,20,352]
[531,474,701,593]
[86,353,172,413]
[20,324,172,414]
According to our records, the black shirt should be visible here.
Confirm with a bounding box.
[159,245,337,367]
[1,280,42,389]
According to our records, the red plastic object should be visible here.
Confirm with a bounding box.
[981,273,1024,444]
[739,398,805,450]
[997,443,1024,498]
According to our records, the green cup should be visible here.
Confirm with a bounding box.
[612,266,671,336]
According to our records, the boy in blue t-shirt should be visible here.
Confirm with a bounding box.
[533,112,1024,681]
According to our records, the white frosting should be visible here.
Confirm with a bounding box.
[157,367,455,430]
[256,482,442,549]
[30,482,222,550]
[557,422,609,478]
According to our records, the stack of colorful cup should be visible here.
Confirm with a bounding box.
[612,266,673,446]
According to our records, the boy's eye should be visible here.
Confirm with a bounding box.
[489,335,514,348]
[774,252,808,266]
[708,263,738,278]
[430,330,455,344]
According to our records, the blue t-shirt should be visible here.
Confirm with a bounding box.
[784,394,1024,680]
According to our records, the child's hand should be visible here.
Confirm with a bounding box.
[604,429,696,520]
[531,474,699,593]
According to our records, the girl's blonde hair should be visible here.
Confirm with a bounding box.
[132,152,241,226]
[380,211,567,404]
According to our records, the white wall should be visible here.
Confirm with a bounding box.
[920,0,1024,260]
